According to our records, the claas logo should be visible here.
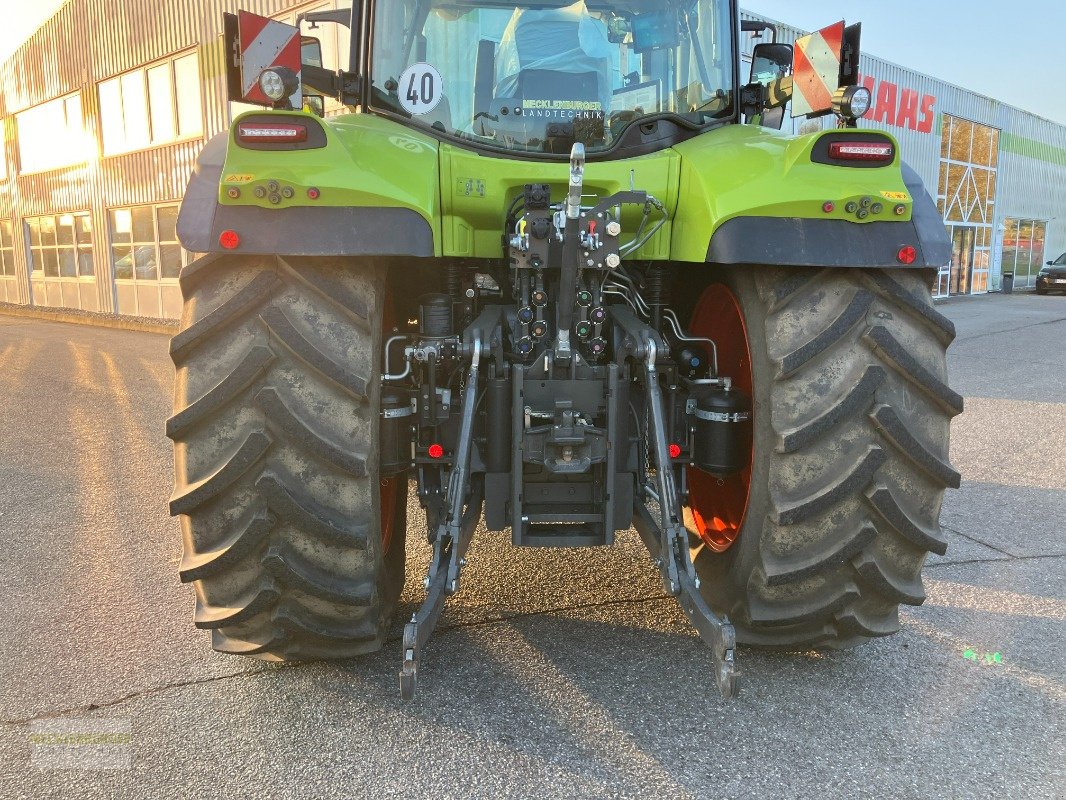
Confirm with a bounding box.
[857,73,937,134]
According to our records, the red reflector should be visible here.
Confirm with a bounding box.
[428,444,444,460]
[828,141,895,162]
[668,444,682,459]
[307,187,321,200]
[237,123,308,144]
[219,230,240,250]
[822,201,835,214]
[897,245,918,265]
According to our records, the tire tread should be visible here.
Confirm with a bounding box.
[693,267,958,648]
[170,255,403,661]
[170,272,279,362]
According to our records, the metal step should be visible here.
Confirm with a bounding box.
[516,522,606,548]
[524,513,602,524]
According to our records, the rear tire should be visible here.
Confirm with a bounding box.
[682,267,962,648]
[167,254,406,660]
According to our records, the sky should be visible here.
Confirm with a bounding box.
[1,1,1064,126]
[2,1,65,63]
[742,0,1066,126]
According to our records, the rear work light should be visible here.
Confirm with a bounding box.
[828,141,895,162]
[236,123,308,144]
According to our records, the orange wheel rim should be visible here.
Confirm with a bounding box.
[686,284,754,553]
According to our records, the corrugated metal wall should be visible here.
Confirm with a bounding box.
[995,113,1066,275]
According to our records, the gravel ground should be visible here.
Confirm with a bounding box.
[0,293,1062,799]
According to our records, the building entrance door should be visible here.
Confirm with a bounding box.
[936,115,999,295]
[1000,219,1048,289]
[949,225,975,295]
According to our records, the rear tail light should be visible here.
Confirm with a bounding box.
[236,123,308,144]
[828,141,895,162]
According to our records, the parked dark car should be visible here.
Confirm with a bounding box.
[1036,253,1066,295]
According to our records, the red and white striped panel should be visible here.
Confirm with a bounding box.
[238,10,302,105]
[792,21,845,117]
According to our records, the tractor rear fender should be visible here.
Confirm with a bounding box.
[670,126,950,269]
[176,112,441,257]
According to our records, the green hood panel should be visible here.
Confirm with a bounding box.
[670,125,913,263]
[215,112,918,264]
[438,144,680,259]
[219,112,444,255]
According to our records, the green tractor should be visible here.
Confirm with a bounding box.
[169,0,961,700]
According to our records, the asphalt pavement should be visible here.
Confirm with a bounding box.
[0,292,1063,799]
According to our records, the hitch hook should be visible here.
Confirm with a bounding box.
[638,336,740,699]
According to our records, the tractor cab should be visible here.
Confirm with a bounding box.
[227,0,871,156]
[226,1,748,156]
[367,1,736,155]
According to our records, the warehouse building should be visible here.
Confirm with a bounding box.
[0,1,1064,320]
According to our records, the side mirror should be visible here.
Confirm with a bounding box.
[301,36,323,68]
[750,43,793,87]
[749,43,793,130]
[1049,261,1056,266]
[301,37,325,117]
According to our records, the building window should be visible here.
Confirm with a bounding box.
[0,219,15,275]
[0,127,7,181]
[25,213,94,278]
[936,115,1000,296]
[99,52,204,155]
[1001,219,1048,290]
[16,95,89,173]
[109,204,188,282]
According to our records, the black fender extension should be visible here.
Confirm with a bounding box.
[176,134,434,257]
[707,164,951,269]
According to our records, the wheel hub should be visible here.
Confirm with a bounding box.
[686,283,754,553]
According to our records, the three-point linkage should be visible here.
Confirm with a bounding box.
[633,336,739,699]
[399,337,485,701]
[398,145,740,701]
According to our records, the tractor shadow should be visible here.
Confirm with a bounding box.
[315,481,1065,795]
[321,534,1063,796]
[324,603,906,794]
[317,530,868,791]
